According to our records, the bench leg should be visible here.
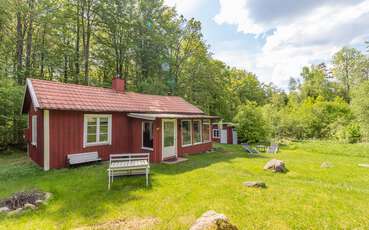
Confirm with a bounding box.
[108,170,111,190]
[145,168,148,187]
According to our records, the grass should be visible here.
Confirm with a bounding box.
[0,141,369,229]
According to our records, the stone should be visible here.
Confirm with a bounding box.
[264,159,286,172]
[0,206,10,213]
[190,210,238,230]
[35,200,43,205]
[24,203,36,210]
[358,164,369,168]
[320,162,333,168]
[243,181,266,188]
[45,192,52,201]
[8,208,22,216]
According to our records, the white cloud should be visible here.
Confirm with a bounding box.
[164,0,205,18]
[213,0,369,88]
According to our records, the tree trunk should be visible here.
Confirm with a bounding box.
[15,8,24,84]
[81,0,92,85]
[75,0,80,83]
[25,0,34,79]
[40,27,46,79]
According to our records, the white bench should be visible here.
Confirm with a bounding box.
[67,152,101,165]
[108,153,150,190]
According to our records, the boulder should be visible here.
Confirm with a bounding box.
[320,162,333,168]
[0,206,10,213]
[35,200,43,205]
[24,203,36,210]
[8,208,22,216]
[190,210,238,230]
[264,159,286,172]
[243,181,266,188]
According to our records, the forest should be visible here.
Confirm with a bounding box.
[1,0,369,149]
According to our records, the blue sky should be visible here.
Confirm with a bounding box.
[164,0,369,89]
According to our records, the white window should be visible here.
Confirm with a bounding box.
[142,121,153,150]
[202,120,211,142]
[193,120,202,144]
[213,129,220,138]
[83,114,112,147]
[32,115,37,146]
[181,120,192,146]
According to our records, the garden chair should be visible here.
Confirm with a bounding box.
[242,143,259,155]
[267,144,279,154]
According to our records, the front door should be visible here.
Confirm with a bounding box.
[220,129,227,144]
[162,119,177,160]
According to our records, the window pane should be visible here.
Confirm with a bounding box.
[164,121,174,147]
[100,125,108,133]
[87,134,97,143]
[99,133,108,142]
[181,121,191,145]
[87,125,97,135]
[143,122,153,148]
[203,124,210,141]
[193,121,201,143]
[87,117,97,126]
[100,117,108,125]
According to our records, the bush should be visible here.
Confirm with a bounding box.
[334,123,361,143]
[0,78,26,150]
[234,101,269,143]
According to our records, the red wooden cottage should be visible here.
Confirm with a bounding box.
[212,122,238,144]
[22,77,216,170]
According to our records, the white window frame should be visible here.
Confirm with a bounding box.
[181,120,192,147]
[142,121,154,150]
[202,119,211,143]
[213,129,220,138]
[31,115,37,146]
[193,119,202,145]
[83,114,112,147]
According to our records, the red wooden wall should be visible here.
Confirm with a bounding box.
[49,111,134,168]
[27,108,213,169]
[28,105,44,167]
[227,126,233,144]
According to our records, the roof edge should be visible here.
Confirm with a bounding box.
[22,79,40,113]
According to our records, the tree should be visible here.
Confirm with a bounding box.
[332,47,368,102]
[234,101,269,143]
[351,81,369,141]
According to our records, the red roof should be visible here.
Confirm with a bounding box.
[25,79,204,114]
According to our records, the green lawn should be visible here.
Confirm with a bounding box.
[0,141,369,229]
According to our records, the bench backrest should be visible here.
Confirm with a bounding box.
[268,144,279,153]
[110,153,150,165]
[68,152,99,164]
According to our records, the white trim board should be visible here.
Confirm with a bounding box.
[26,78,40,108]
[43,110,50,171]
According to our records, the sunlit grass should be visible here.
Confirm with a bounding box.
[0,141,369,229]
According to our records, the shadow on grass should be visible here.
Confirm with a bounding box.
[154,144,269,175]
[0,144,270,225]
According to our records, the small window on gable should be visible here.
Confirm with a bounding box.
[32,115,37,146]
[84,114,112,147]
[142,121,153,149]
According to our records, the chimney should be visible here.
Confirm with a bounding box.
[112,76,125,93]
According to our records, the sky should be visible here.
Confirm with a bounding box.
[164,0,369,89]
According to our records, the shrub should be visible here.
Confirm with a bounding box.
[234,101,269,143]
